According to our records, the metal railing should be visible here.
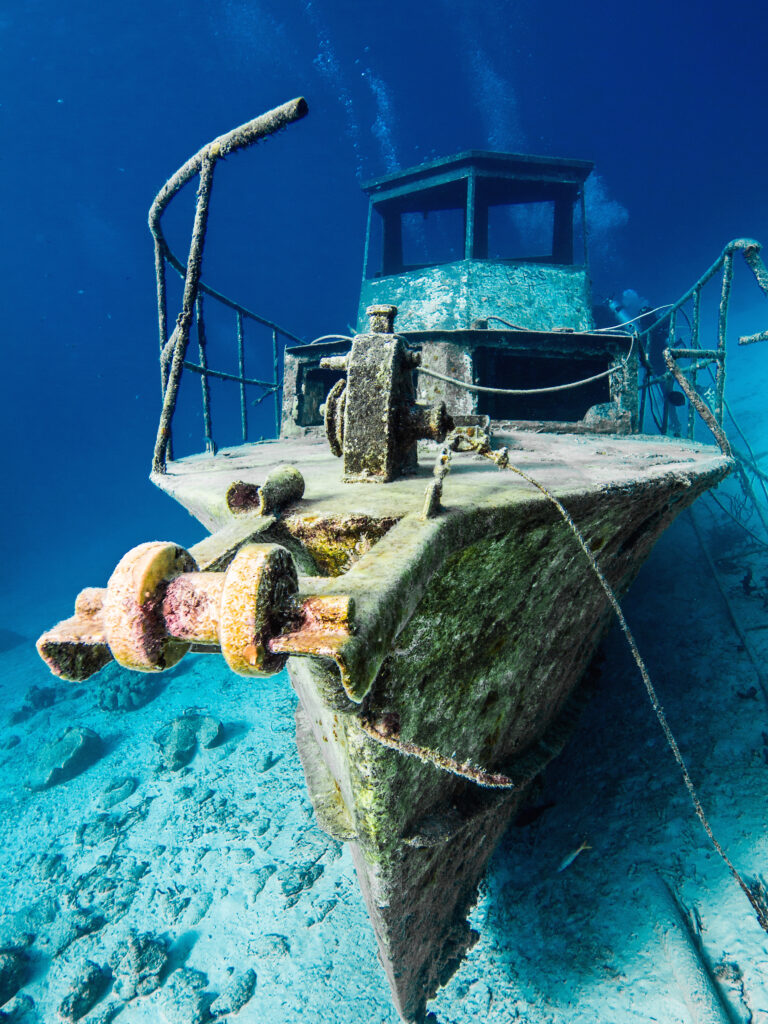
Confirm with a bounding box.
[636,238,768,442]
[634,238,768,543]
[150,97,309,474]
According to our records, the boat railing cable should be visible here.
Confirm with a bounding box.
[309,334,356,345]
[149,98,309,474]
[592,303,674,333]
[635,238,768,441]
[484,307,672,335]
[642,240,768,542]
[417,338,634,397]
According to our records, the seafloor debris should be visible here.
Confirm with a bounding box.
[9,684,58,724]
[256,934,290,959]
[0,992,34,1022]
[0,950,27,1006]
[244,863,276,904]
[154,713,224,771]
[85,999,123,1024]
[29,851,66,884]
[57,959,109,1021]
[25,726,102,791]
[109,930,168,1000]
[252,750,281,773]
[97,775,137,810]
[159,967,211,1024]
[278,859,324,908]
[95,663,162,712]
[209,967,256,1016]
[68,854,149,926]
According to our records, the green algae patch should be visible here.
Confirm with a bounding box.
[282,514,401,576]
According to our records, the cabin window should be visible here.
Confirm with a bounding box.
[486,201,555,262]
[364,169,584,275]
[366,211,383,278]
[473,177,576,264]
[367,178,467,277]
[401,207,465,269]
[473,347,610,422]
[297,366,346,426]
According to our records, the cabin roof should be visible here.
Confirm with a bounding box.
[361,151,594,200]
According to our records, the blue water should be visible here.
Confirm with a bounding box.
[2,2,768,1020]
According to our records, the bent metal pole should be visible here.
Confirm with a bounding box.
[150,97,309,473]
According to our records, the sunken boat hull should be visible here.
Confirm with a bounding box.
[152,429,730,1020]
[35,103,768,1021]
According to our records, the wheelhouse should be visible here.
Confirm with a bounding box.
[282,150,637,438]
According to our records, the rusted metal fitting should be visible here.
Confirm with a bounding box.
[366,304,398,334]
[226,464,305,516]
[37,541,354,684]
[103,542,199,674]
[319,355,349,372]
[406,403,453,444]
[323,378,346,458]
[323,328,453,481]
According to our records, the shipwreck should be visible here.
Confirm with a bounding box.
[36,98,768,1021]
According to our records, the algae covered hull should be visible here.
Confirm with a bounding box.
[151,429,730,1020]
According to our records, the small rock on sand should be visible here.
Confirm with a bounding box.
[57,959,109,1021]
[95,664,160,711]
[0,992,34,1021]
[110,930,168,999]
[154,714,224,771]
[209,968,256,1016]
[98,776,137,810]
[26,727,102,791]
[159,968,211,1024]
[0,949,27,1006]
[10,684,58,724]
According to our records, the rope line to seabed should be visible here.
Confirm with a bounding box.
[495,451,768,933]
[365,433,768,932]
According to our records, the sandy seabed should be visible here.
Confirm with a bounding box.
[1,513,767,1024]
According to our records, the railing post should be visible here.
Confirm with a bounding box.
[716,252,733,428]
[273,328,281,437]
[638,375,647,431]
[196,294,216,455]
[154,243,173,459]
[688,287,701,440]
[661,309,677,435]
[155,241,169,381]
[237,311,248,443]
[149,100,309,471]
[152,154,216,474]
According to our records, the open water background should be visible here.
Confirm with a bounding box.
[3,0,768,624]
[2,2,768,1021]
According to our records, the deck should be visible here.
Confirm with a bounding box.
[152,429,730,538]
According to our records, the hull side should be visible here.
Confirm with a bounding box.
[289,464,724,1020]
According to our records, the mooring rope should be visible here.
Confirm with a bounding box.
[361,434,768,931]
[472,439,768,932]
